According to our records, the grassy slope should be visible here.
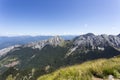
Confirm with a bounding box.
[38,56,120,80]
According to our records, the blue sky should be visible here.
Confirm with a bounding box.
[0,0,120,36]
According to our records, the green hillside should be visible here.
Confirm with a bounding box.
[0,41,72,80]
[38,56,120,80]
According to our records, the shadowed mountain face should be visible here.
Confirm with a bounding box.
[0,33,120,80]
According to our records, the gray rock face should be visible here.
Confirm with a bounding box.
[0,36,64,58]
[73,34,120,49]
[66,33,120,57]
[24,36,64,49]
[118,34,120,37]
[0,45,21,58]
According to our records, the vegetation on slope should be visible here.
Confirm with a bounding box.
[0,41,72,80]
[38,56,120,80]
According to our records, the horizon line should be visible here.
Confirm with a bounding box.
[0,33,119,37]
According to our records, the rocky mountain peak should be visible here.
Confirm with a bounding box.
[25,36,64,49]
[48,36,64,43]
[47,35,64,46]
[69,34,120,54]
[83,33,95,37]
[118,34,120,37]
[65,34,120,57]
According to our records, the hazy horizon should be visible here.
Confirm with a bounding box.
[0,0,120,36]
[0,33,120,37]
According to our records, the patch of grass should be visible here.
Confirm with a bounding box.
[37,57,120,80]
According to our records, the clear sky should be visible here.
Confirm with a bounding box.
[0,0,120,36]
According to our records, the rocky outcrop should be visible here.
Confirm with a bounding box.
[118,34,120,37]
[73,33,120,49]
[66,33,120,57]
[24,36,64,49]
[0,36,64,58]
[0,45,20,58]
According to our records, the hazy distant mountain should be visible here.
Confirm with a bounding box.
[0,35,76,50]
[0,33,120,80]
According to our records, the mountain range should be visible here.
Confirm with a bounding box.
[0,33,120,80]
[0,35,76,50]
